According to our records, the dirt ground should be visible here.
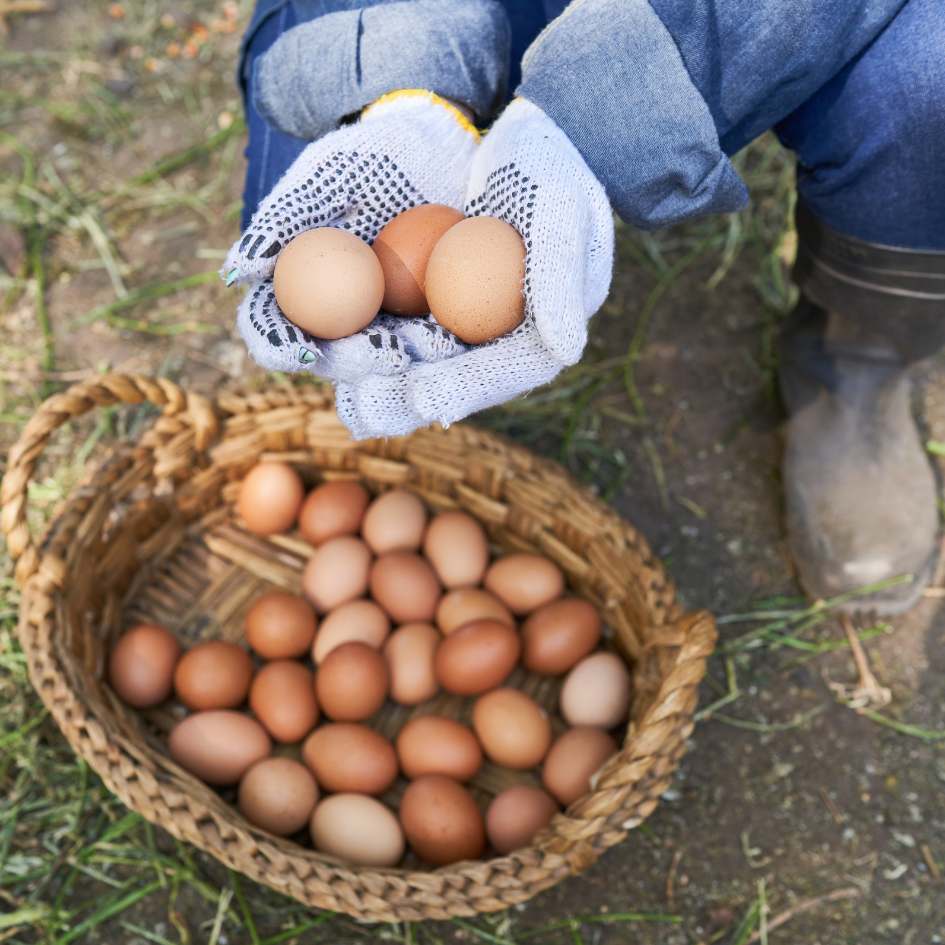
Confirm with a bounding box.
[1,3,943,944]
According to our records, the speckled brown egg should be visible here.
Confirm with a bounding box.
[435,588,515,635]
[249,660,319,743]
[472,689,552,769]
[383,622,440,705]
[399,775,485,865]
[522,597,602,675]
[169,711,271,786]
[315,642,388,721]
[486,786,558,854]
[434,619,520,695]
[312,599,390,664]
[361,489,428,554]
[542,727,617,806]
[273,227,384,339]
[422,511,489,589]
[237,462,304,536]
[372,204,464,315]
[396,715,482,782]
[484,553,565,616]
[302,536,372,613]
[425,216,525,344]
[174,640,253,711]
[369,552,441,623]
[298,480,369,545]
[310,794,405,867]
[302,723,398,795]
[108,623,181,708]
[238,757,319,836]
[559,651,632,729]
[245,591,317,660]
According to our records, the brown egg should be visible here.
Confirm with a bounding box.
[434,619,520,695]
[472,689,552,769]
[310,794,405,867]
[486,786,558,854]
[249,660,319,743]
[396,716,482,782]
[237,462,305,536]
[383,622,439,704]
[372,204,464,315]
[174,641,253,711]
[361,489,427,554]
[369,552,441,623]
[522,598,602,675]
[542,727,617,806]
[484,553,565,616]
[108,623,181,708]
[559,652,632,728]
[169,711,271,786]
[435,588,515,635]
[238,757,319,836]
[312,599,390,664]
[425,216,525,344]
[399,775,485,865]
[422,511,489,589]
[302,536,372,613]
[245,591,317,660]
[302,723,398,795]
[298,480,369,545]
[273,227,384,339]
[315,642,388,721]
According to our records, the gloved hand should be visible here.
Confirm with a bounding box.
[336,98,615,439]
[224,91,478,380]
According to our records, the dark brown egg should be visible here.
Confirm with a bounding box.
[372,204,464,315]
[108,623,181,708]
[238,757,319,836]
[249,660,319,743]
[484,553,565,615]
[302,723,398,795]
[237,462,304,536]
[369,552,441,623]
[315,642,388,721]
[169,711,271,786]
[521,597,602,675]
[399,775,485,865]
[245,591,317,660]
[396,716,482,782]
[298,480,370,545]
[422,511,490,588]
[434,619,520,695]
[486,786,558,854]
[174,641,253,711]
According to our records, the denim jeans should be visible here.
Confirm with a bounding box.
[239,0,944,250]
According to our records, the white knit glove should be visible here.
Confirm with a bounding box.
[224,91,478,379]
[336,98,614,438]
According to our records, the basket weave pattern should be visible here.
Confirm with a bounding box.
[2,374,716,922]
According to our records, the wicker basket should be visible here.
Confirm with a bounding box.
[2,373,716,922]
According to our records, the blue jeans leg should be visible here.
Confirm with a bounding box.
[776,0,945,251]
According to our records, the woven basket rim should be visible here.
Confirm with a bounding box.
[1,373,717,922]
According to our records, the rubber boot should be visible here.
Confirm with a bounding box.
[780,203,945,614]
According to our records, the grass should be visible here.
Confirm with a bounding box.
[2,3,943,945]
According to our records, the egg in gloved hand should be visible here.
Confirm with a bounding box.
[273,227,384,338]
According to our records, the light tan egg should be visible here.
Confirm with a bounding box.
[312,599,390,664]
[484,553,565,615]
[422,511,490,588]
[435,588,515,635]
[361,489,428,554]
[273,227,384,339]
[310,794,405,867]
[383,622,440,705]
[298,480,370,545]
[301,536,372,613]
[237,462,305,536]
[472,689,552,769]
[369,552,441,623]
[559,651,632,729]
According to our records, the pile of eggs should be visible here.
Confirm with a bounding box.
[273,207,525,344]
[108,462,632,868]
